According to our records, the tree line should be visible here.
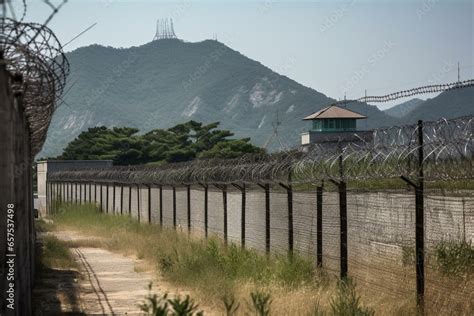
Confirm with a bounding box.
[56,121,265,165]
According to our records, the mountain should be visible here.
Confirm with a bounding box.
[384,98,425,118]
[40,38,395,157]
[398,86,474,124]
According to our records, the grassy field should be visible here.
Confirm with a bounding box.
[42,203,473,315]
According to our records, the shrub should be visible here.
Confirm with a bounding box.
[249,290,272,316]
[139,283,204,316]
[330,279,374,316]
[221,292,240,316]
[435,240,474,276]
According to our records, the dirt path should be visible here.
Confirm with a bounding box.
[36,231,213,315]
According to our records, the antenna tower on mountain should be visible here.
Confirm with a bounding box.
[153,18,177,41]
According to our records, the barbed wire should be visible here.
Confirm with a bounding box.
[1,1,69,156]
[49,116,473,185]
[335,79,474,105]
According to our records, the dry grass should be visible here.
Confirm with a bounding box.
[45,203,473,315]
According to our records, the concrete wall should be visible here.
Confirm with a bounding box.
[47,181,474,261]
[36,160,113,216]
[0,65,34,315]
[47,178,474,301]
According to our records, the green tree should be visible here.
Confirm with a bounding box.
[58,121,265,165]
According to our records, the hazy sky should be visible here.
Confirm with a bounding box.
[19,0,473,109]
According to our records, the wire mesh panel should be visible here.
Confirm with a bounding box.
[64,183,69,202]
[101,185,107,213]
[114,185,122,214]
[85,183,90,204]
[321,191,340,274]
[139,186,149,222]
[150,187,160,224]
[245,186,266,252]
[122,185,130,215]
[176,187,188,230]
[162,187,174,228]
[346,190,415,306]
[423,190,474,314]
[269,189,289,253]
[227,188,242,245]
[208,188,224,238]
[79,183,83,203]
[293,190,317,257]
[94,184,100,206]
[130,186,139,219]
[425,194,469,246]
[190,187,205,235]
[107,185,114,214]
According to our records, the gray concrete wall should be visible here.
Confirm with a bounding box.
[190,187,206,235]
[45,183,474,256]
[130,186,139,220]
[139,186,149,223]
[46,179,474,274]
[36,160,113,216]
[162,188,174,227]
[150,187,160,224]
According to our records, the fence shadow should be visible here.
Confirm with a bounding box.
[33,239,84,315]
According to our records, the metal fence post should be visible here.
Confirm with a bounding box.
[112,183,116,214]
[106,183,109,214]
[187,185,191,233]
[120,184,124,215]
[401,120,425,313]
[199,183,209,238]
[415,120,425,313]
[159,185,163,226]
[241,184,246,248]
[148,185,152,224]
[129,185,132,217]
[339,181,348,280]
[316,183,323,267]
[172,186,176,228]
[137,184,140,223]
[99,183,104,213]
[223,184,228,244]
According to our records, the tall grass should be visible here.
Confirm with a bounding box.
[39,233,78,270]
[51,204,323,299]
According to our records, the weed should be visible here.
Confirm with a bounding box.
[401,245,415,267]
[168,295,203,315]
[221,292,240,315]
[435,240,473,276]
[308,300,325,316]
[139,283,204,316]
[330,279,374,316]
[40,234,77,270]
[249,290,272,316]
